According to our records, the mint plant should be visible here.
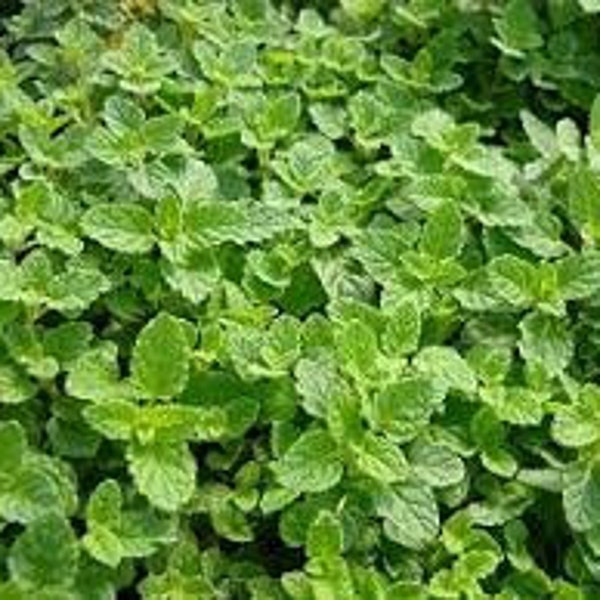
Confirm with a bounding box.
[1,0,600,598]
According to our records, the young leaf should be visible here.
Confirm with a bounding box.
[306,511,344,559]
[381,300,421,357]
[563,462,600,532]
[409,442,465,488]
[9,514,79,588]
[376,481,440,550]
[275,429,344,494]
[420,202,464,260]
[127,440,196,512]
[131,313,191,399]
[518,312,573,377]
[352,432,409,484]
[591,94,600,150]
[81,203,155,254]
[414,346,477,394]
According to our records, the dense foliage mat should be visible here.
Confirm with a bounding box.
[3,0,600,598]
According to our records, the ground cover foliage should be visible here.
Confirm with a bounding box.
[1,0,600,598]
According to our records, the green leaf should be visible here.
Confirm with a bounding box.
[376,481,440,550]
[409,441,465,488]
[140,571,214,600]
[0,420,26,472]
[0,364,36,404]
[83,400,134,440]
[520,111,557,158]
[66,343,131,402]
[143,115,184,154]
[552,384,600,448]
[275,429,344,494]
[467,345,512,385]
[569,169,600,243]
[341,0,385,20]
[309,103,347,140]
[471,408,518,478]
[414,346,477,394]
[185,201,296,245]
[488,255,538,307]
[131,313,191,399]
[493,0,543,53]
[295,357,344,419]
[556,252,600,300]
[81,203,155,254]
[127,440,196,512]
[103,23,175,95]
[564,462,600,532]
[103,95,145,136]
[82,480,124,567]
[518,312,573,376]
[0,452,78,524]
[381,300,421,357]
[367,376,441,442]
[591,94,600,149]
[306,511,344,559]
[43,322,93,368]
[481,385,545,426]
[351,432,409,484]
[9,514,78,588]
[335,318,379,379]
[420,202,464,260]
[209,497,254,543]
[161,244,220,304]
[83,479,176,567]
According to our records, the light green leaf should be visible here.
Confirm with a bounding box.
[275,429,343,494]
[480,385,545,426]
[552,384,600,448]
[307,511,343,559]
[209,497,254,543]
[140,571,214,600]
[66,343,131,402]
[488,255,539,307]
[466,345,512,385]
[127,440,196,512]
[131,313,191,399]
[520,110,557,158]
[381,300,421,357]
[368,376,441,442]
[335,318,378,379]
[0,364,36,404]
[0,453,78,524]
[341,0,385,19]
[564,462,600,532]
[9,514,79,588]
[569,168,600,242]
[493,0,543,53]
[83,479,176,567]
[409,442,465,488]
[81,203,155,254]
[376,481,440,550]
[352,432,409,484]
[420,202,464,260]
[83,400,138,441]
[295,357,344,419]
[186,201,296,245]
[0,420,26,472]
[591,94,600,149]
[518,312,573,376]
[471,408,518,479]
[143,115,184,154]
[414,346,477,394]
